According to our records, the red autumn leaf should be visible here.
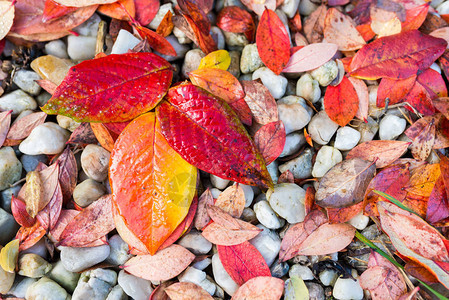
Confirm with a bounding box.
[323,76,359,126]
[216,6,255,41]
[42,53,173,123]
[132,23,177,56]
[134,0,159,25]
[434,97,449,120]
[0,110,11,147]
[350,30,447,80]
[15,221,46,251]
[36,180,63,231]
[231,276,284,300]
[254,121,286,165]
[97,0,135,21]
[11,195,35,228]
[124,244,195,281]
[326,201,364,224]
[165,282,214,300]
[401,3,429,32]
[217,241,271,285]
[67,122,98,145]
[406,115,449,149]
[346,140,410,168]
[156,83,273,189]
[410,118,435,161]
[347,77,369,122]
[214,184,246,218]
[42,0,78,23]
[6,111,46,141]
[181,13,217,54]
[256,8,290,75]
[323,8,366,51]
[405,259,439,285]
[194,189,214,230]
[54,147,78,204]
[178,0,210,35]
[283,43,338,73]
[241,80,278,125]
[427,175,449,224]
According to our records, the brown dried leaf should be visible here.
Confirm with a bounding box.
[303,5,327,43]
[241,80,278,125]
[194,189,215,230]
[323,8,365,51]
[54,147,78,203]
[214,184,246,218]
[24,171,44,218]
[410,118,435,161]
[165,282,214,300]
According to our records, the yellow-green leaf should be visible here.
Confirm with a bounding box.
[198,50,231,70]
[285,276,309,300]
[0,239,19,273]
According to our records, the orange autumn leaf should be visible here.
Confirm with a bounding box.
[323,76,359,127]
[326,201,364,224]
[156,11,174,37]
[401,3,429,32]
[90,123,116,152]
[404,163,440,198]
[323,8,365,51]
[214,184,246,218]
[165,282,213,300]
[97,0,135,20]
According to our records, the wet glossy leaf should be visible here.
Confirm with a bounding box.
[112,204,149,254]
[323,8,365,51]
[133,23,177,56]
[165,282,214,300]
[316,158,376,208]
[241,80,278,125]
[156,11,174,37]
[256,8,290,75]
[90,123,116,152]
[11,196,35,228]
[52,0,115,6]
[0,110,11,147]
[181,13,217,54]
[0,239,18,273]
[346,140,410,168]
[194,189,214,230]
[254,121,286,165]
[6,112,46,141]
[323,76,359,127]
[42,53,173,123]
[110,112,197,255]
[283,43,338,73]
[42,0,77,23]
[232,276,284,300]
[124,244,195,281]
[348,78,369,122]
[218,241,271,285]
[214,184,246,218]
[427,175,449,224]
[157,83,272,188]
[350,30,447,80]
[15,221,46,251]
[198,50,231,70]
[134,0,159,25]
[216,6,255,41]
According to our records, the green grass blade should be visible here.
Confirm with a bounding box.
[372,190,420,216]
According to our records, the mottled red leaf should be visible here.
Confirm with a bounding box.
[241,80,278,125]
[256,8,290,75]
[434,97,449,120]
[217,241,271,285]
[202,219,261,246]
[182,13,217,54]
[410,119,435,161]
[303,4,327,43]
[42,0,78,23]
[427,176,449,224]
[283,43,338,73]
[216,6,255,41]
[404,259,439,284]
[11,195,35,228]
[54,147,77,204]
[134,0,159,25]
[36,180,62,231]
[254,121,286,165]
[42,53,173,123]
[350,30,447,80]
[232,276,284,300]
[133,23,177,56]
[156,83,273,188]
[347,140,410,168]
[323,76,359,127]
[178,0,210,35]
[15,221,46,251]
[327,201,364,224]
[401,3,429,31]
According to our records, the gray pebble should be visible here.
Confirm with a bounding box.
[60,245,110,273]
[0,207,19,245]
[12,70,42,95]
[21,154,48,172]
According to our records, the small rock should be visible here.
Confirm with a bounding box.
[278,148,313,179]
[118,270,154,300]
[240,44,264,74]
[368,85,382,119]
[45,40,69,59]
[48,260,81,293]
[19,122,70,155]
[277,96,313,134]
[437,0,449,12]
[237,183,254,207]
[8,277,36,298]
[182,49,206,78]
[0,208,19,244]
[173,27,192,44]
[281,0,301,17]
[67,35,97,61]
[379,114,406,140]
[253,67,288,99]
[157,35,189,62]
[228,50,241,78]
[305,282,325,300]
[334,127,361,151]
[178,267,216,295]
[31,55,74,85]
[267,161,279,184]
[21,238,48,259]
[177,230,213,255]
[211,26,226,49]
[73,13,101,36]
[280,132,306,157]
[431,62,442,74]
[310,60,338,86]
[0,90,37,115]
[72,268,117,300]
[308,110,339,145]
[36,92,52,106]
[223,31,248,47]
[57,115,81,132]
[296,74,321,103]
[111,30,141,54]
[60,245,110,273]
[241,207,257,224]
[357,117,378,143]
[333,276,363,300]
[348,212,369,230]
[107,285,128,300]
[289,264,314,281]
[81,144,110,182]
[193,257,212,270]
[249,225,281,267]
[254,200,282,229]
[18,253,52,278]
[212,254,240,296]
[210,188,222,198]
[106,234,132,266]
[148,3,174,30]
[1,185,21,212]
[21,154,49,173]
[267,183,306,223]
[312,146,342,178]
[270,259,290,278]
[210,174,229,190]
[319,269,338,286]
[73,179,106,208]
[26,277,70,300]
[0,147,22,191]
[13,70,42,95]
[298,0,319,15]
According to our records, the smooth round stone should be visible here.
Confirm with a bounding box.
[148,3,174,30]
[319,269,339,286]
[177,230,213,255]
[0,208,19,245]
[281,0,301,17]
[48,260,81,293]
[26,277,69,300]
[298,0,319,15]
[30,55,74,86]
[252,67,288,99]
[182,49,206,78]
[67,35,97,61]
[289,264,314,281]
[193,257,212,271]
[211,26,226,50]
[18,253,52,278]
[44,40,68,59]
[333,276,363,300]
[72,268,117,300]
[107,285,128,300]
[19,123,70,155]
[73,179,106,208]
[118,270,153,300]
[210,174,230,190]
[305,282,325,300]
[296,73,321,103]
[157,35,189,62]
[106,234,132,266]
[368,85,382,119]
[0,147,22,191]
[223,31,248,47]
[437,0,449,13]
[241,207,257,224]
[210,188,222,198]
[308,110,339,145]
[348,212,370,230]
[240,44,264,74]
[12,70,42,95]
[36,92,52,107]
[236,183,254,207]
[21,154,48,172]
[60,245,110,273]
[277,96,313,134]
[56,115,81,132]
[21,238,48,259]
[270,259,289,278]
[111,29,141,54]
[212,254,239,296]
[73,13,101,36]
[312,146,342,178]
[379,114,406,140]
[267,161,279,184]
[173,27,192,44]
[8,277,37,298]
[310,60,338,86]
[0,90,37,115]
[178,267,216,295]
[278,148,313,179]
[357,117,378,143]
[81,144,110,182]
[267,183,306,224]
[334,127,361,151]
[280,132,306,157]
[1,184,21,212]
[254,200,282,229]
[249,225,281,267]
[228,50,241,78]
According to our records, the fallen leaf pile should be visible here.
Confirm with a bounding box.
[1,0,449,299]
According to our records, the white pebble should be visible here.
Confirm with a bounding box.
[357,117,379,143]
[379,114,406,140]
[281,0,301,18]
[298,0,319,15]
[312,146,342,178]
[111,30,141,54]
[319,269,338,286]
[73,13,101,36]
[253,67,288,99]
[280,132,306,157]
[240,44,264,74]
[19,122,70,155]
[118,270,153,300]
[296,74,321,103]
[267,161,279,183]
[223,31,248,47]
[67,36,97,61]
[277,96,313,134]
[81,144,110,182]
[177,230,212,255]
[308,110,339,145]
[106,234,132,266]
[210,174,230,190]
[254,200,282,229]
[210,188,222,198]
[236,183,254,207]
[0,90,37,115]
[249,225,281,267]
[13,70,41,95]
[278,148,313,179]
[45,40,68,59]
[289,264,314,281]
[310,60,338,86]
[173,27,192,44]
[212,254,240,296]
[178,267,216,295]
[347,212,369,230]
[333,276,364,300]
[60,245,110,273]
[267,183,306,224]
[211,26,226,49]
[0,147,22,191]
[182,49,205,77]
[334,127,361,151]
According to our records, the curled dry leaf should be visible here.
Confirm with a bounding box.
[323,8,365,51]
[15,221,46,251]
[217,241,271,285]
[346,140,410,168]
[401,3,429,31]
[214,184,246,218]
[156,11,174,37]
[283,43,338,73]
[254,121,286,165]
[206,205,240,229]
[323,76,359,127]
[241,80,278,125]
[54,147,78,204]
[0,239,19,273]
[24,171,44,218]
[433,97,449,120]
[315,158,376,208]
[240,0,275,16]
[51,0,116,7]
[198,50,231,70]
[326,201,364,224]
[165,282,214,300]
[36,180,63,231]
[231,276,284,300]
[124,244,195,281]
[0,110,11,147]
[0,1,14,40]
[42,53,173,123]
[194,189,214,230]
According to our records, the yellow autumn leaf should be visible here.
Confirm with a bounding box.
[0,239,19,273]
[198,50,231,70]
[286,276,309,300]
